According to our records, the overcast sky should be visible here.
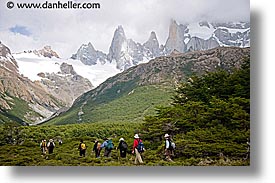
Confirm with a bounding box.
[0,0,250,57]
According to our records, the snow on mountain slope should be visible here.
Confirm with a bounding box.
[13,52,120,87]
[187,22,215,40]
[72,20,250,72]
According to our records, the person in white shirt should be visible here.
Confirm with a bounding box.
[164,134,173,162]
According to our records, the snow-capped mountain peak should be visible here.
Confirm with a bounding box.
[72,19,250,72]
[71,42,107,66]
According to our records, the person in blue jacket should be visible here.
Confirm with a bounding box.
[100,138,114,157]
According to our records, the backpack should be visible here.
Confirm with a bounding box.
[171,142,176,149]
[121,141,128,150]
[42,141,46,147]
[49,142,54,149]
[97,142,101,150]
[137,140,145,153]
[81,143,86,150]
[168,140,175,150]
[106,140,114,150]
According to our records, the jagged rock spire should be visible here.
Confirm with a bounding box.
[143,31,160,57]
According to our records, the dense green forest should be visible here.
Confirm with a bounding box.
[142,57,250,164]
[0,57,250,166]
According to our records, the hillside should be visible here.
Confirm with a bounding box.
[46,47,250,125]
[0,58,250,166]
[0,43,65,125]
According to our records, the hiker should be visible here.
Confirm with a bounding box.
[132,134,144,164]
[117,138,128,158]
[164,134,175,162]
[40,139,47,154]
[47,139,55,154]
[100,138,114,158]
[93,140,101,158]
[78,139,87,157]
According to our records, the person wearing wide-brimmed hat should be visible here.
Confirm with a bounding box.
[164,134,174,162]
[132,134,144,164]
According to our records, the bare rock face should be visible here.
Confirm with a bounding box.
[38,62,93,106]
[72,20,250,73]
[164,19,187,54]
[0,42,18,73]
[33,45,60,58]
[60,62,77,75]
[71,42,107,65]
[186,37,219,52]
[143,31,160,58]
[88,47,249,97]
[214,28,250,47]
[107,25,132,70]
[0,42,64,123]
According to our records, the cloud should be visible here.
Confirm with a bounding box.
[9,25,32,36]
[0,0,250,57]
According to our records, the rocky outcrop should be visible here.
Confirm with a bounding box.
[143,31,160,58]
[107,26,136,70]
[71,42,107,65]
[38,62,93,106]
[107,26,127,65]
[0,42,93,124]
[60,62,77,75]
[33,45,60,58]
[59,47,250,125]
[0,42,65,124]
[214,28,250,47]
[72,20,250,72]
[107,26,149,70]
[186,37,219,52]
[164,19,187,54]
[0,43,18,73]
[76,47,250,105]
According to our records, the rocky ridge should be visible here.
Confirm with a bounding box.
[38,62,93,106]
[0,43,64,123]
[0,43,93,124]
[72,20,250,71]
[73,47,250,109]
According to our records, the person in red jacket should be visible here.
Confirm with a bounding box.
[132,134,144,164]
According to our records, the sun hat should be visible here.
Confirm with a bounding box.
[134,134,139,139]
[119,138,124,141]
[49,139,53,142]
[164,134,170,138]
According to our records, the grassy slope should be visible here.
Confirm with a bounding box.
[0,97,42,125]
[46,85,174,125]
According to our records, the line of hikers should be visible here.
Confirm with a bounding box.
[40,138,62,154]
[40,133,175,164]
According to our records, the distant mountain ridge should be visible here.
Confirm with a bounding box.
[0,42,64,124]
[0,43,93,125]
[47,47,250,125]
[71,20,250,70]
[21,45,60,58]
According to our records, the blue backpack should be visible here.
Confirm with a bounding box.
[106,140,114,150]
[137,140,145,153]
